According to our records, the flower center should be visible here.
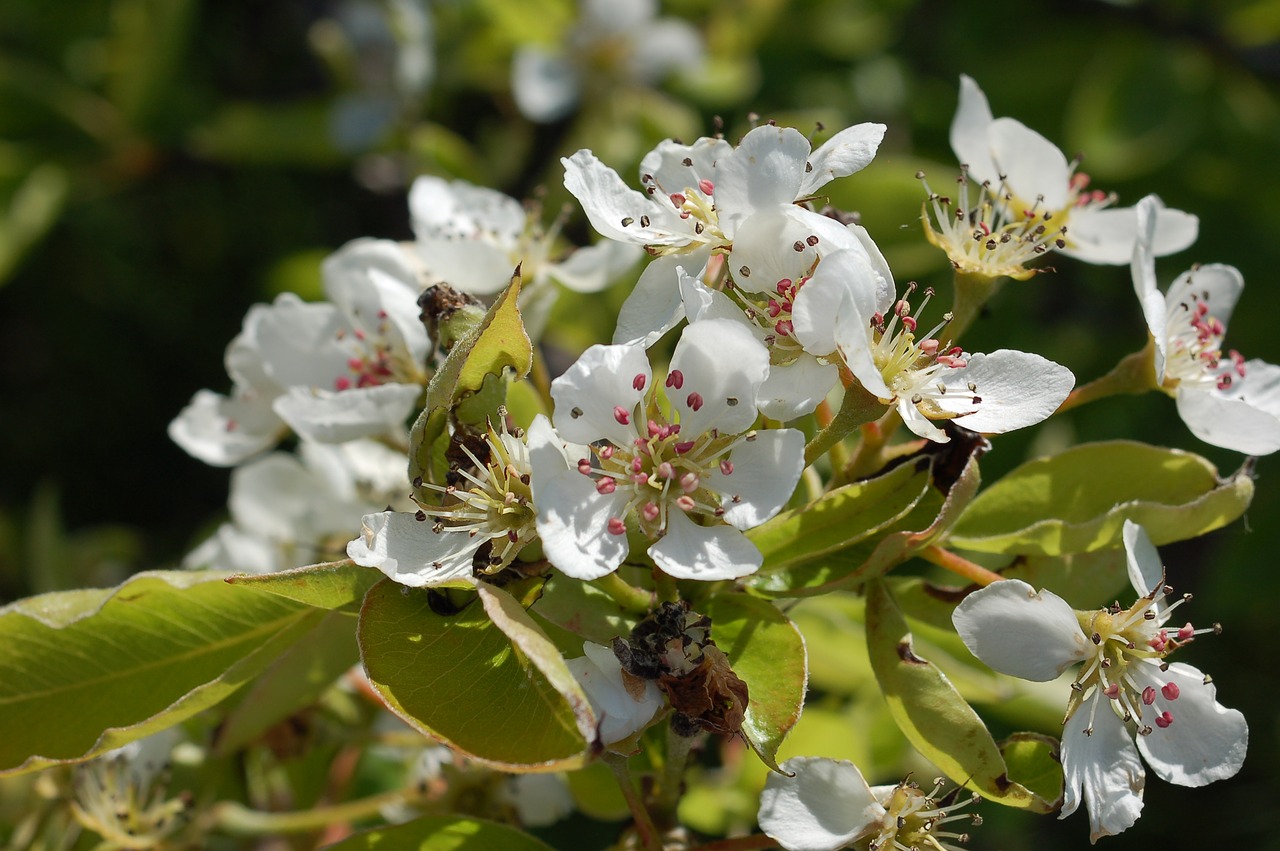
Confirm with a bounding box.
[410,416,537,573]
[333,310,426,391]
[1164,284,1247,392]
[1069,583,1220,736]
[868,778,982,851]
[637,168,726,254]
[919,169,1068,281]
[575,370,752,539]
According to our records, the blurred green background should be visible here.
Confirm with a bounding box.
[2,0,1279,847]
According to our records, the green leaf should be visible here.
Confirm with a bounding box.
[0,571,321,775]
[357,579,590,769]
[748,460,932,574]
[864,580,1055,812]
[323,814,554,850]
[530,574,640,646]
[1000,733,1064,809]
[947,441,1253,555]
[213,610,360,755]
[1001,549,1130,610]
[705,594,806,772]
[410,273,532,486]
[226,560,382,612]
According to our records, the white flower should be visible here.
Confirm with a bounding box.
[759,757,981,851]
[565,641,664,747]
[170,239,431,464]
[1132,195,1280,455]
[563,121,887,344]
[952,521,1247,842]
[950,75,1198,265]
[500,774,576,827]
[511,0,703,124]
[530,319,804,581]
[347,415,541,587]
[72,729,192,848]
[185,439,409,574]
[679,205,893,420]
[832,272,1074,443]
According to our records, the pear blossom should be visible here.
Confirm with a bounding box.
[952,521,1247,842]
[1132,195,1280,455]
[563,121,887,344]
[758,757,982,851]
[347,413,544,587]
[949,75,1197,266]
[565,641,664,748]
[72,729,193,848]
[511,0,703,124]
[832,265,1074,442]
[679,205,893,420]
[409,175,640,298]
[185,439,409,574]
[170,239,431,465]
[529,318,804,581]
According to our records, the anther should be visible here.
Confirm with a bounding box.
[614,406,631,425]
[687,392,704,411]
[608,518,627,536]
[666,369,685,389]
[633,373,646,391]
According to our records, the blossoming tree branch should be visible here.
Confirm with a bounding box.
[0,75,1265,850]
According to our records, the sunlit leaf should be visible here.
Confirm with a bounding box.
[227,560,382,612]
[947,441,1252,555]
[323,814,554,850]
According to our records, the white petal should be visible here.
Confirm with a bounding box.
[638,136,732,203]
[409,176,525,243]
[347,511,478,586]
[648,509,762,580]
[168,388,285,467]
[897,396,948,443]
[563,150,687,245]
[950,75,998,187]
[1164,263,1245,331]
[669,318,769,436]
[951,579,1090,681]
[987,117,1071,210]
[797,123,886,197]
[183,523,281,574]
[727,207,849,295]
[511,47,581,124]
[274,383,420,444]
[679,268,757,329]
[247,294,349,388]
[1176,370,1280,456]
[756,356,840,422]
[566,641,663,745]
[706,428,804,528]
[612,248,710,346]
[1069,203,1199,266]
[626,18,702,82]
[416,236,515,295]
[325,238,432,359]
[1060,693,1145,842]
[1132,661,1247,787]
[846,223,897,312]
[832,293,892,401]
[546,240,642,293]
[791,247,879,357]
[758,757,885,851]
[551,343,649,447]
[1131,196,1169,380]
[528,416,631,580]
[713,126,810,234]
[1122,520,1165,601]
[933,350,1075,435]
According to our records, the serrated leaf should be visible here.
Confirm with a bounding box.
[358,579,589,769]
[748,460,932,574]
[0,571,321,775]
[322,814,554,850]
[214,610,360,755]
[706,594,806,771]
[410,273,532,485]
[864,580,1055,812]
[947,441,1252,555]
[227,560,381,612]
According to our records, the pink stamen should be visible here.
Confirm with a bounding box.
[631,472,649,485]
[641,502,660,523]
[674,440,696,454]
[596,478,617,495]
[698,178,714,195]
[687,392,704,411]
[656,461,674,480]
[666,370,684,389]
[675,495,696,511]
[776,278,792,295]
[719,459,734,476]
[1161,682,1181,701]
[775,319,794,337]
[607,518,627,536]
[901,316,918,332]
[334,376,352,391]
[599,445,614,461]
[680,472,699,493]
[1104,683,1120,699]
[614,406,631,425]
[1177,622,1195,640]
[1155,712,1174,729]
[1142,687,1157,706]
[669,192,686,208]
[577,458,593,476]
[633,373,647,391]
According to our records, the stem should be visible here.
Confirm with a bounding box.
[210,789,415,836]
[652,566,680,604]
[530,347,554,411]
[919,545,1004,587]
[654,726,695,816]
[840,406,901,484]
[1056,340,1157,414]
[691,836,781,851]
[593,572,655,616]
[948,271,1003,343]
[804,382,884,469]
[604,753,661,851]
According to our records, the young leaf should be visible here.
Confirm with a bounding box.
[864,579,1056,813]
[947,441,1253,555]
[226,559,381,612]
[322,814,554,850]
[357,579,590,770]
[0,571,322,775]
[705,594,807,772]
